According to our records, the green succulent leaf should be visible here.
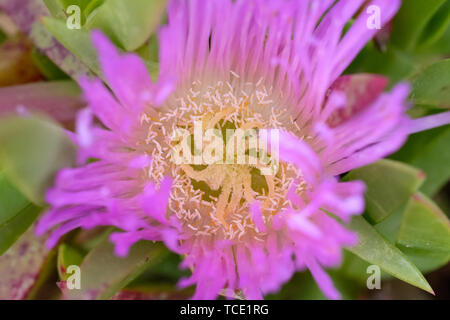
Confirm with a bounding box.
[0,171,42,256]
[43,17,101,76]
[344,159,424,224]
[347,216,434,295]
[339,206,407,283]
[418,0,450,48]
[0,29,7,45]
[397,193,450,273]
[0,115,76,205]
[64,236,169,300]
[0,172,31,226]
[0,199,41,256]
[44,0,102,22]
[410,59,450,108]
[374,204,406,244]
[43,0,69,20]
[44,0,165,52]
[0,152,43,258]
[425,24,450,54]
[84,0,106,18]
[84,0,167,51]
[43,15,161,80]
[391,0,448,50]
[30,49,69,80]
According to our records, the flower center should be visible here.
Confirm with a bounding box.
[143,75,303,240]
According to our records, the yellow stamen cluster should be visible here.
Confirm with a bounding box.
[142,74,304,240]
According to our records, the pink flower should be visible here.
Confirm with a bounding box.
[36,0,448,299]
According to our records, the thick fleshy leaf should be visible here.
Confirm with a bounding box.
[43,0,104,23]
[64,237,168,300]
[391,0,447,50]
[338,250,372,283]
[410,59,450,108]
[83,0,106,18]
[397,193,450,273]
[0,171,30,226]
[347,216,434,294]
[85,0,167,51]
[0,81,84,126]
[42,17,100,77]
[391,125,450,196]
[43,16,162,81]
[30,48,68,80]
[418,0,450,48]
[0,227,52,299]
[428,23,450,55]
[31,22,94,79]
[0,173,42,256]
[42,0,67,20]
[344,159,424,224]
[0,29,6,45]
[0,201,41,255]
[340,206,406,283]
[0,116,76,205]
[374,205,406,244]
[327,74,388,127]
[0,0,92,79]
[3,0,162,79]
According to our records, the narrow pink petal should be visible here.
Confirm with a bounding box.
[408,111,450,134]
[91,31,153,111]
[305,257,341,300]
[141,177,173,225]
[331,0,401,79]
